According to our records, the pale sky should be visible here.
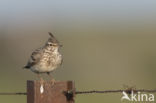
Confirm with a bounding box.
[0,0,156,36]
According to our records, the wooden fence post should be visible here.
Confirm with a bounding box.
[27,80,75,103]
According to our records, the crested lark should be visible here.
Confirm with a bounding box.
[24,32,62,84]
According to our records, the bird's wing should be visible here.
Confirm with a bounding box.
[24,48,43,68]
[31,48,43,61]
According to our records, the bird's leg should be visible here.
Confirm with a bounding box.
[47,72,55,86]
[37,73,44,85]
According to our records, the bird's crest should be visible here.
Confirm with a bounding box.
[48,32,54,38]
[48,32,59,44]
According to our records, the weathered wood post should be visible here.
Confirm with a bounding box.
[27,80,75,103]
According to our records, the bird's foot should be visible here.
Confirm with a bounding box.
[50,78,55,86]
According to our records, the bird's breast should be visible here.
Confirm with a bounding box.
[35,50,62,72]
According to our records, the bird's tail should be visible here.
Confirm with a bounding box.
[23,65,30,69]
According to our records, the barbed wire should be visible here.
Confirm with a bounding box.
[0,92,27,95]
[0,89,156,95]
[75,89,156,94]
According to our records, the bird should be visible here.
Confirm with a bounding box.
[24,32,63,85]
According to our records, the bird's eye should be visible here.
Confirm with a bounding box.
[49,44,52,46]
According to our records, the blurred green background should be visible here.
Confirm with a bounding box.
[0,0,156,103]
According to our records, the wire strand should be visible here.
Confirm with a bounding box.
[75,89,156,94]
[0,92,27,95]
[0,89,156,95]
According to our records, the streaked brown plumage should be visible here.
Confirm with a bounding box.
[24,32,62,83]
